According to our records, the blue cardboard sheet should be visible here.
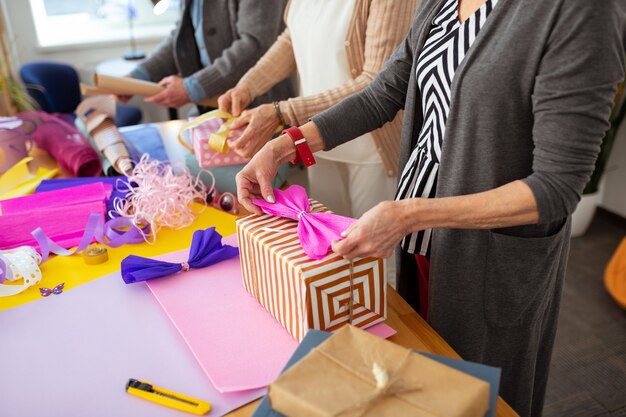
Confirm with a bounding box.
[120,124,169,162]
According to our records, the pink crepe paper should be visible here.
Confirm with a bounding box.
[0,183,109,251]
[253,185,356,260]
[0,183,111,214]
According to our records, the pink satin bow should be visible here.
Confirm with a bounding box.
[253,185,355,260]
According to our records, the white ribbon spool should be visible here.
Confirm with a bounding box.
[0,246,43,297]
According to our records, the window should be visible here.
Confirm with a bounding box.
[29,0,179,49]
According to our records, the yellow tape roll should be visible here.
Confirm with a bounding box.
[82,245,109,265]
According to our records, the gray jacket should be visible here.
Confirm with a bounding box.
[136,0,296,105]
[312,0,625,416]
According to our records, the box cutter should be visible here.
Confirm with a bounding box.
[126,378,211,415]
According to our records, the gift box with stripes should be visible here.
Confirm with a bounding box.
[236,201,386,341]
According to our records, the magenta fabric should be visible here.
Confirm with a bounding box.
[415,254,431,320]
[252,185,355,260]
[18,112,102,177]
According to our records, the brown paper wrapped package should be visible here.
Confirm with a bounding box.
[269,326,490,417]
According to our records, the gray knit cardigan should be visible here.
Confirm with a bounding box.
[312,1,626,416]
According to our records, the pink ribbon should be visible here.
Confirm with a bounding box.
[253,185,355,260]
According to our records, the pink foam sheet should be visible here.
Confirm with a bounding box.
[0,272,265,417]
[147,235,396,393]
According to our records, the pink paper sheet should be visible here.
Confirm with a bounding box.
[147,235,396,393]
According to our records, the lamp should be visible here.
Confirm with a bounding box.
[123,1,145,60]
[152,0,170,15]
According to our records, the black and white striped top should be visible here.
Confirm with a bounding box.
[395,0,498,255]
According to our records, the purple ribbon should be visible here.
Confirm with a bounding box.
[121,227,239,284]
[32,213,147,262]
[0,257,7,283]
[253,185,356,260]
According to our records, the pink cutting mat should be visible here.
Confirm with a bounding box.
[147,235,396,393]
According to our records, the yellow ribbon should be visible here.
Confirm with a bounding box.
[177,109,239,154]
[177,109,284,156]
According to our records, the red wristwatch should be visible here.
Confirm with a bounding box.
[282,127,316,167]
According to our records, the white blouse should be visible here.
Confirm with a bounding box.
[288,0,381,165]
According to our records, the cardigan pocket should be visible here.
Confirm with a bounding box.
[483,219,568,328]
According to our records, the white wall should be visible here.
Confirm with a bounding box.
[2,0,171,123]
[601,119,626,218]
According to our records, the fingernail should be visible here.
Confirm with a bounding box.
[340,231,347,237]
[266,195,275,203]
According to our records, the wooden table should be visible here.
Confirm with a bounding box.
[28,122,519,417]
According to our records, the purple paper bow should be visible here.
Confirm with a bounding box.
[121,227,239,284]
[253,185,355,260]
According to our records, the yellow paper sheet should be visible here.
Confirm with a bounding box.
[0,158,58,200]
[0,205,237,311]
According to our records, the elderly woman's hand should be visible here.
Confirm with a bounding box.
[236,134,293,214]
[144,75,190,108]
[227,104,281,159]
[217,85,253,116]
[331,201,410,260]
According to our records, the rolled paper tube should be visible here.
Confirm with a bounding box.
[79,83,118,97]
[90,118,134,176]
[93,73,164,97]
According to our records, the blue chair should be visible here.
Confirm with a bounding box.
[20,61,142,127]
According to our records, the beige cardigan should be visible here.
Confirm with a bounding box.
[237,0,419,176]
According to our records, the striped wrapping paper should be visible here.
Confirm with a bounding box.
[236,201,386,341]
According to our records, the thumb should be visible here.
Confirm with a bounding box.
[232,93,244,117]
[340,221,358,238]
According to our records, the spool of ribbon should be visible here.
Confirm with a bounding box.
[252,185,356,260]
[120,227,239,284]
[0,246,43,297]
[32,213,148,263]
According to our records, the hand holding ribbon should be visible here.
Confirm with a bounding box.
[253,185,355,260]
[121,227,239,284]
